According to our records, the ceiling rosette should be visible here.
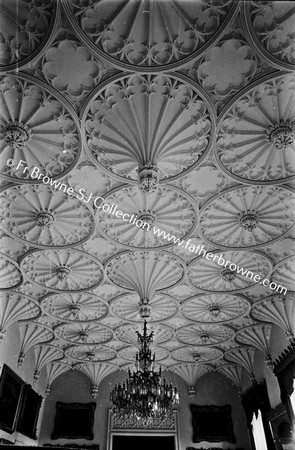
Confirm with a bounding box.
[175,324,235,346]
[110,292,179,323]
[187,250,272,292]
[96,184,197,249]
[0,0,58,71]
[106,250,185,306]
[62,0,237,71]
[54,322,113,345]
[40,292,109,323]
[0,73,81,183]
[199,185,295,249]
[242,1,295,70]
[0,184,95,248]
[82,73,214,189]
[216,73,295,184]
[65,344,117,363]
[20,249,104,292]
[171,346,223,363]
[181,294,251,324]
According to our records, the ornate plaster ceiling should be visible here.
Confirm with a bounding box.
[1,0,295,394]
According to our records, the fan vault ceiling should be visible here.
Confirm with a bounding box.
[0,0,295,396]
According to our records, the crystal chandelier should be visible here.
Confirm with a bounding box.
[110,321,179,421]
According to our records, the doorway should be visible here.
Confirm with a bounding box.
[112,434,176,450]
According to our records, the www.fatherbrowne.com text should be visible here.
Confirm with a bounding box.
[11,159,287,296]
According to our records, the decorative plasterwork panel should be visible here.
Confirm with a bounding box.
[171,346,223,363]
[110,292,179,323]
[0,291,41,340]
[178,161,228,199]
[62,0,237,71]
[67,163,118,199]
[251,292,295,342]
[0,253,23,290]
[42,39,116,101]
[199,185,295,249]
[224,346,256,376]
[0,184,95,248]
[40,292,109,323]
[20,249,104,292]
[0,73,81,183]
[181,294,251,324]
[0,0,58,71]
[197,37,259,98]
[175,324,235,347]
[235,324,272,357]
[216,73,295,184]
[19,322,55,357]
[82,73,214,183]
[118,345,169,363]
[75,363,118,385]
[171,363,213,386]
[243,1,295,70]
[97,185,197,249]
[65,344,117,362]
[271,255,295,291]
[110,410,176,430]
[187,251,272,292]
[106,251,185,300]
[0,230,28,260]
[34,345,65,373]
[217,364,243,388]
[54,322,113,345]
[114,323,174,346]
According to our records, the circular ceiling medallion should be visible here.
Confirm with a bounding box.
[0,74,81,183]
[171,346,223,363]
[0,184,95,248]
[20,249,104,292]
[54,323,113,345]
[106,251,185,300]
[0,254,23,290]
[187,251,272,292]
[175,324,235,346]
[114,322,174,346]
[118,345,169,363]
[242,1,295,70]
[82,73,214,186]
[271,255,295,291]
[40,292,109,322]
[199,185,295,249]
[110,292,179,322]
[0,0,58,71]
[63,0,237,71]
[65,344,117,362]
[97,184,197,249]
[181,294,251,323]
[216,73,295,184]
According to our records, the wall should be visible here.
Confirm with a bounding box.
[0,322,47,446]
[39,368,251,450]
